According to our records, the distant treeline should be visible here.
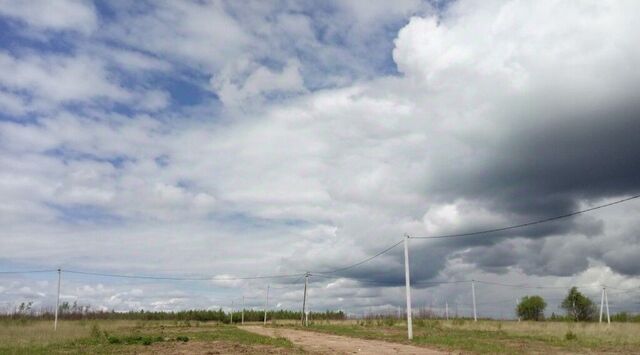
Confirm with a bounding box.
[1,303,346,323]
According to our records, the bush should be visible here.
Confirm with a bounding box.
[90,324,102,339]
[561,287,596,321]
[565,331,577,340]
[517,296,547,321]
[176,335,189,342]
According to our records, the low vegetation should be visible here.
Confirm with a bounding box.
[0,319,297,354]
[277,319,640,353]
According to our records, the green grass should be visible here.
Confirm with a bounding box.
[0,320,296,354]
[276,319,640,354]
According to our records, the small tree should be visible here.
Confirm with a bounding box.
[517,296,546,321]
[561,287,595,321]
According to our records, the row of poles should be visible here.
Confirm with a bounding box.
[401,235,613,340]
[50,269,302,330]
[31,240,616,334]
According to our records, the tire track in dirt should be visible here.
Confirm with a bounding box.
[241,326,447,354]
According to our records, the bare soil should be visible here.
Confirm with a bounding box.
[242,326,447,354]
[138,340,298,354]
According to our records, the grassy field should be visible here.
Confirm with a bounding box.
[275,319,640,354]
[2,318,639,354]
[0,319,299,354]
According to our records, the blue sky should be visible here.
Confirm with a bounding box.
[1,0,640,316]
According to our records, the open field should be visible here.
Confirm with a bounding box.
[0,320,299,354]
[2,318,640,354]
[270,319,640,354]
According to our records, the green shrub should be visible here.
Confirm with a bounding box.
[565,331,577,341]
[90,324,101,339]
[176,335,189,342]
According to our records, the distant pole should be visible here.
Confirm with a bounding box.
[263,285,269,325]
[54,268,61,331]
[604,287,610,325]
[471,280,477,322]
[230,300,234,324]
[517,299,521,322]
[241,296,245,325]
[445,301,449,320]
[403,235,413,340]
[599,287,605,323]
[302,272,309,326]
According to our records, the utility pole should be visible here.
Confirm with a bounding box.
[599,287,605,323]
[230,301,234,324]
[263,285,269,325]
[403,234,413,340]
[241,296,245,325]
[301,272,310,326]
[445,301,449,320]
[54,268,61,331]
[605,287,610,324]
[471,280,477,322]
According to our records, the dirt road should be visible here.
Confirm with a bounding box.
[241,326,447,354]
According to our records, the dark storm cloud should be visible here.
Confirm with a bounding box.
[439,98,640,216]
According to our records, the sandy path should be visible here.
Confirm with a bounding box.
[241,326,447,354]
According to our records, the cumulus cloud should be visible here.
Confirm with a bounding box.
[0,0,97,34]
[1,0,640,316]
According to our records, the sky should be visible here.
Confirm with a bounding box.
[1,0,640,318]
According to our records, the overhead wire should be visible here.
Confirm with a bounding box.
[411,193,640,240]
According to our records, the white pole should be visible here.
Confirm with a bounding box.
[403,235,413,340]
[599,287,605,323]
[230,301,234,324]
[302,272,309,326]
[604,287,610,325]
[263,285,269,325]
[54,268,61,330]
[241,296,245,325]
[445,302,449,320]
[471,280,477,322]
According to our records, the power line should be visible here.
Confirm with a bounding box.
[412,193,640,240]
[311,239,404,274]
[473,280,598,289]
[63,269,305,281]
[0,270,57,274]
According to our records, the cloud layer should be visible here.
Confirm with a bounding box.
[1,0,640,316]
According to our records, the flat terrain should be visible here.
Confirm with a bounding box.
[1,319,639,354]
[0,320,300,354]
[243,325,444,354]
[269,319,640,354]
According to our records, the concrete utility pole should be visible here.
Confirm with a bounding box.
[230,301,234,324]
[403,235,413,340]
[599,287,605,323]
[301,272,310,326]
[263,285,269,325]
[241,296,245,324]
[54,268,61,331]
[445,302,449,320]
[600,286,611,324]
[471,280,477,322]
[605,287,610,324]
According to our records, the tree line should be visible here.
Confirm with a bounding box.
[517,286,639,322]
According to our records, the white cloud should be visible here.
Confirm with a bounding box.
[0,52,130,104]
[1,0,640,315]
[0,0,97,34]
